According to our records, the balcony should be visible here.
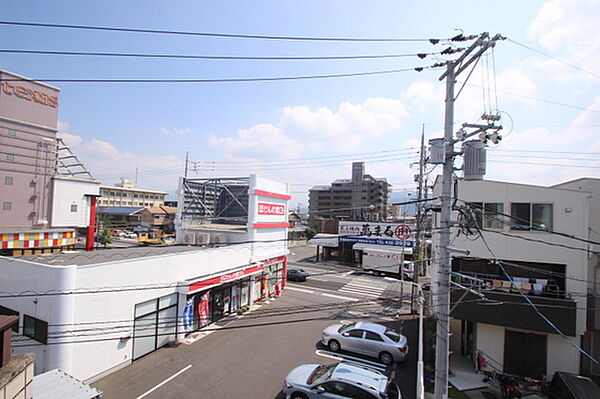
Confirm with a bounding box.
[451,257,577,335]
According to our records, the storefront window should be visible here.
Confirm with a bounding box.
[241,281,249,306]
[231,284,240,311]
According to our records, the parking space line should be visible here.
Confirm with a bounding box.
[314,350,387,372]
[135,364,192,399]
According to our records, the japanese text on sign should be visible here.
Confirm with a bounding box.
[258,202,285,215]
[339,221,413,240]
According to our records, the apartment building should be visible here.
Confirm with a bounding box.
[309,162,391,222]
[432,177,600,381]
[99,178,166,207]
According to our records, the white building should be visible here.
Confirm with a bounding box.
[0,175,290,382]
[432,177,600,380]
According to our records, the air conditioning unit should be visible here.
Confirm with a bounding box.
[196,233,211,246]
[212,233,226,245]
[182,233,196,245]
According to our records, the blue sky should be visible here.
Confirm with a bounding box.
[1,1,599,205]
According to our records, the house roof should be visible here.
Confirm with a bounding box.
[32,368,101,399]
[97,207,143,216]
[135,206,177,215]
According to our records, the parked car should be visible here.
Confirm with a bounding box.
[283,361,400,399]
[287,268,309,282]
[124,231,137,239]
[321,321,408,364]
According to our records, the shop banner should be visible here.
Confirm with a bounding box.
[183,298,194,332]
[198,293,210,326]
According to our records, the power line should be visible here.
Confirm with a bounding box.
[0,20,451,43]
[0,48,443,61]
[459,81,600,114]
[0,65,442,84]
[507,38,600,80]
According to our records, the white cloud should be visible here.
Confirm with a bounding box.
[528,0,600,80]
[210,123,303,161]
[160,127,192,136]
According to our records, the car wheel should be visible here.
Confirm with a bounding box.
[290,393,308,399]
[328,339,341,352]
[379,351,394,365]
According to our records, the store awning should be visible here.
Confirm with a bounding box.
[352,243,413,256]
[308,233,339,247]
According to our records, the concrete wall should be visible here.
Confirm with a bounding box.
[0,354,34,399]
[50,177,100,228]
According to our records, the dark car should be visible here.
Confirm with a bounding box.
[287,268,309,282]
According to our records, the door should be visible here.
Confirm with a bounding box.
[504,330,547,379]
[133,313,157,360]
[212,290,224,321]
[363,331,386,358]
[342,329,366,354]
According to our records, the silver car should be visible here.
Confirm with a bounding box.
[283,361,401,399]
[321,321,408,364]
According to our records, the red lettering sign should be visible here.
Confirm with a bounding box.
[188,264,264,293]
[1,81,59,108]
[258,202,285,215]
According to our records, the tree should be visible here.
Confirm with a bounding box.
[97,227,113,248]
[305,226,317,240]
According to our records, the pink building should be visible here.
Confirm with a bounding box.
[0,70,99,255]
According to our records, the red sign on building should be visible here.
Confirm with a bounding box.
[258,202,285,216]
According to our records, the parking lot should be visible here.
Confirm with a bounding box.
[93,281,418,399]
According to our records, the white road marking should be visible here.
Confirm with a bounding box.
[322,293,358,301]
[308,277,330,282]
[314,350,387,372]
[135,364,192,399]
[285,286,315,294]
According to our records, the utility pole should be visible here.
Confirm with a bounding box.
[433,32,504,399]
[184,151,189,178]
[415,125,426,285]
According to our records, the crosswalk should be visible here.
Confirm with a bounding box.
[339,278,388,298]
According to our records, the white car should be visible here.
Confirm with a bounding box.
[124,231,137,239]
[283,361,401,399]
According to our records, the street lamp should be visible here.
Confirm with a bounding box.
[399,280,425,399]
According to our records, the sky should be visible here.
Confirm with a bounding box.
[1,0,599,207]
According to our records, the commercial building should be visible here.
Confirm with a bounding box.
[98,178,166,207]
[0,70,99,255]
[0,174,290,382]
[432,177,600,381]
[308,162,391,222]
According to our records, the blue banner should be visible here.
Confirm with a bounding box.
[183,298,194,331]
[339,237,415,247]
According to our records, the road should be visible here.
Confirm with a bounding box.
[93,245,419,399]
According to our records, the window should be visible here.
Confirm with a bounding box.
[347,329,364,338]
[532,203,553,230]
[0,305,19,332]
[6,154,15,161]
[511,203,552,231]
[365,331,384,341]
[23,315,48,344]
[7,128,16,137]
[70,203,78,212]
[3,201,11,211]
[484,203,504,229]
[4,176,13,185]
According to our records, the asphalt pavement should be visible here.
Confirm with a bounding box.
[93,244,419,399]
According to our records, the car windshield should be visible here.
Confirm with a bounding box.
[307,363,337,385]
[338,322,357,334]
[383,329,401,342]
[385,380,400,399]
